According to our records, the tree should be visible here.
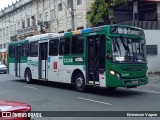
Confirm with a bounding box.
[87,0,128,26]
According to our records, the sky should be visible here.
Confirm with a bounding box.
[0,0,17,10]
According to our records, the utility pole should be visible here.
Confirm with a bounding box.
[109,0,114,25]
[60,0,75,31]
[70,0,75,31]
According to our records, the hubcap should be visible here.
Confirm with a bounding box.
[26,72,30,82]
[77,77,83,88]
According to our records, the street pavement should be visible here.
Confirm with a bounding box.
[0,73,160,120]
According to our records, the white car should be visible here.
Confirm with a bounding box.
[0,61,7,73]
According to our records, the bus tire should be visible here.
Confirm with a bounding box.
[25,69,33,84]
[75,72,86,92]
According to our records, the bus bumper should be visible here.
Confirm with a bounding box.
[107,75,148,87]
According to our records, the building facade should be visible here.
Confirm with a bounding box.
[0,0,160,73]
[114,0,160,73]
[0,0,92,64]
[114,0,160,28]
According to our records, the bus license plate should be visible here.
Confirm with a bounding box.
[132,81,138,84]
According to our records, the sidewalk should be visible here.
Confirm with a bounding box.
[149,72,160,77]
[141,73,160,91]
[148,73,160,82]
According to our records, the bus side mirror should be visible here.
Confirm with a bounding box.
[105,52,112,61]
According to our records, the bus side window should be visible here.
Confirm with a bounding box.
[30,42,38,57]
[9,45,16,58]
[49,39,59,56]
[22,43,29,57]
[71,35,84,55]
[59,37,71,55]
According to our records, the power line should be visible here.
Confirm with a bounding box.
[60,0,72,15]
[60,0,75,30]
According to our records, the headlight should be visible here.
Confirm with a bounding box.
[110,70,115,75]
[110,70,121,79]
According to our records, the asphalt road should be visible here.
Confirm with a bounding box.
[0,73,160,120]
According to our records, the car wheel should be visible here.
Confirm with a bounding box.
[75,72,86,92]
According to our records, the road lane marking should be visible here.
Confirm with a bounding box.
[24,86,37,89]
[131,89,160,94]
[77,97,112,105]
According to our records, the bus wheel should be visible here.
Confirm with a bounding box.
[25,70,33,84]
[75,72,86,92]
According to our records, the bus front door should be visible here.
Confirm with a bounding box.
[86,35,106,85]
[15,46,21,77]
[39,42,48,80]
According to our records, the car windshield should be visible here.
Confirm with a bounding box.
[112,37,146,63]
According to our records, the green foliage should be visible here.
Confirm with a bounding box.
[87,0,128,26]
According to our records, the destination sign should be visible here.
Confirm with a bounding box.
[110,26,144,36]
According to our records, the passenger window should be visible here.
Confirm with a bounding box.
[30,42,38,57]
[9,45,16,58]
[49,39,59,56]
[59,37,71,55]
[71,35,84,55]
[22,43,29,57]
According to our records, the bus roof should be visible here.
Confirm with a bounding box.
[26,33,64,42]
[112,24,143,31]
[64,24,143,36]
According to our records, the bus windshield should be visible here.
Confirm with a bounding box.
[112,37,146,63]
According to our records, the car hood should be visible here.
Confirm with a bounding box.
[0,100,31,112]
[0,64,6,68]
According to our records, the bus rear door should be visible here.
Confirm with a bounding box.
[15,45,21,77]
[39,42,48,80]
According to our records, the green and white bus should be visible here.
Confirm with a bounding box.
[8,25,148,91]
